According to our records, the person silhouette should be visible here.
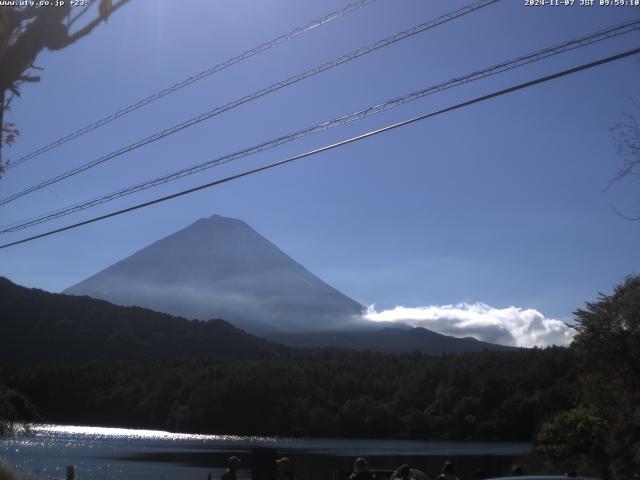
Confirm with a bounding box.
[276,457,295,480]
[437,461,459,480]
[391,464,430,480]
[350,457,374,480]
[221,456,240,480]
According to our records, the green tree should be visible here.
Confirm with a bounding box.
[572,275,640,391]
[536,405,609,475]
[573,276,640,478]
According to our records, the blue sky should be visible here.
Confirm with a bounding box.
[0,0,639,344]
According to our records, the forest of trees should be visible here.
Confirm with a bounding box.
[0,275,638,479]
[0,347,577,441]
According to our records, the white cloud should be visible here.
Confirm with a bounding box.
[362,303,574,348]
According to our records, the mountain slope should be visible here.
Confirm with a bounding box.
[65,215,363,333]
[0,277,284,365]
[268,327,516,354]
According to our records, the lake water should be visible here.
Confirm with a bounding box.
[0,424,531,480]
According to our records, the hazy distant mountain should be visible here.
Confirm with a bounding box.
[65,215,364,333]
[61,215,517,353]
[0,277,284,364]
[268,327,516,354]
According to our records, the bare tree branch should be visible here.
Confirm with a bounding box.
[0,0,133,172]
[60,0,132,48]
[611,203,640,222]
[610,105,640,185]
[609,102,640,220]
[18,75,40,83]
[68,0,99,28]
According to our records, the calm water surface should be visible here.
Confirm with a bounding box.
[0,424,531,480]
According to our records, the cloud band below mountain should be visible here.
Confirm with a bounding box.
[362,303,573,347]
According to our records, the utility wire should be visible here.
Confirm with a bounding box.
[0,0,500,207]
[1,46,637,251]
[2,19,638,234]
[6,0,379,170]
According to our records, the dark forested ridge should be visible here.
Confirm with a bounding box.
[268,328,515,354]
[1,348,577,441]
[0,276,285,364]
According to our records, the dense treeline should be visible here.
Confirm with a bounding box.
[1,347,577,441]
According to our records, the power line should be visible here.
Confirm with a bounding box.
[2,19,637,234]
[0,0,500,207]
[1,46,637,251]
[5,0,379,171]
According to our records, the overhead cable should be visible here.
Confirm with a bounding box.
[6,0,379,170]
[2,19,638,234]
[0,0,500,207]
[1,46,637,250]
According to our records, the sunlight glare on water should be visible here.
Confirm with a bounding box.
[35,423,275,443]
[1,424,530,480]
[2,424,269,480]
